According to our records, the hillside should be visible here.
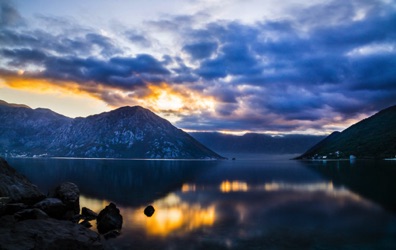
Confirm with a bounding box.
[297,105,396,159]
[0,100,222,159]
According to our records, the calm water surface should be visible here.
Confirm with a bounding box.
[7,156,396,250]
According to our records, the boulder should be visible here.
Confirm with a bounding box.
[5,202,28,215]
[0,216,103,249]
[96,203,123,234]
[14,208,49,221]
[80,219,92,228]
[0,158,45,204]
[144,205,155,217]
[54,182,80,215]
[82,207,98,221]
[103,229,120,239]
[0,197,10,215]
[34,198,67,219]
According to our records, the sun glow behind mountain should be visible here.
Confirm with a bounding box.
[1,0,395,134]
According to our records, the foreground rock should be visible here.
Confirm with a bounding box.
[0,158,45,204]
[97,203,123,234]
[54,182,80,215]
[0,215,103,250]
[33,198,67,219]
[0,157,123,249]
[144,205,155,217]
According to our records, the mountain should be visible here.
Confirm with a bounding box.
[190,132,325,155]
[297,105,396,159]
[0,100,223,159]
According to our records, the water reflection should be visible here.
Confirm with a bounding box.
[6,158,396,249]
[220,181,248,193]
[8,158,217,207]
[301,159,396,211]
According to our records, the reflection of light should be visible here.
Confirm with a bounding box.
[182,183,196,192]
[80,193,216,237]
[80,195,110,213]
[144,204,215,236]
[262,181,362,201]
[126,193,216,237]
[220,180,248,193]
[264,182,337,192]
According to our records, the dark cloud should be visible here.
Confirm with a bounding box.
[1,47,170,90]
[0,1,23,27]
[182,41,218,60]
[1,0,396,133]
[0,48,47,67]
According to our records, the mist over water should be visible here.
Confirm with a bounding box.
[7,156,396,249]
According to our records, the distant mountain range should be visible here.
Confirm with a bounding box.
[190,132,325,155]
[0,100,222,159]
[297,105,396,159]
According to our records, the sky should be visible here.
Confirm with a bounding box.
[0,0,395,135]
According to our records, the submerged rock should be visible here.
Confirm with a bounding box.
[97,203,123,234]
[54,182,80,215]
[0,158,45,204]
[144,205,155,217]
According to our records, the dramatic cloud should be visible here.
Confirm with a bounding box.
[1,0,395,134]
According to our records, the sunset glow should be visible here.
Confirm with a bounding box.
[1,0,395,134]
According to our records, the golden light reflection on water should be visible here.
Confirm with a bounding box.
[79,180,369,238]
[133,193,216,237]
[220,180,248,193]
[182,180,364,203]
[80,195,110,213]
[80,193,216,237]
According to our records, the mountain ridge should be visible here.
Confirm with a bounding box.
[297,104,396,159]
[190,132,326,155]
[0,100,223,159]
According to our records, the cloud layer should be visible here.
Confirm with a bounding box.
[1,0,396,133]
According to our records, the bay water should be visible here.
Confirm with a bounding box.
[7,156,396,249]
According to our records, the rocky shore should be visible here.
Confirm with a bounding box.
[0,157,123,250]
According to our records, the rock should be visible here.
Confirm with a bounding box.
[54,182,80,215]
[0,158,45,204]
[5,202,28,215]
[80,220,92,228]
[34,198,67,219]
[0,216,103,249]
[71,214,83,223]
[82,207,98,221]
[144,205,155,217]
[96,203,123,234]
[14,208,49,221]
[0,197,10,215]
[103,229,121,239]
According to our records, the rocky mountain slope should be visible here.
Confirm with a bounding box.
[297,105,396,159]
[0,100,222,159]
